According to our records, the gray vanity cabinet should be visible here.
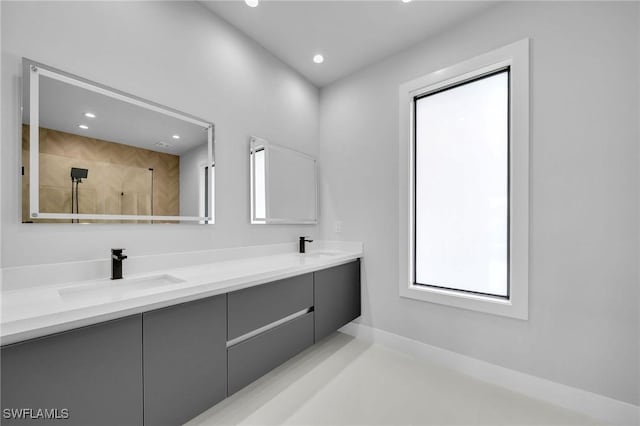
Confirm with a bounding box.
[314,260,362,341]
[0,315,143,426]
[142,295,227,426]
[228,312,314,395]
[227,273,313,340]
[226,274,315,395]
[0,260,361,426]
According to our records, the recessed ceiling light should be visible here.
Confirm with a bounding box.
[313,54,324,64]
[77,124,89,130]
[402,0,412,3]
[172,134,180,140]
[84,112,96,118]
[245,0,259,7]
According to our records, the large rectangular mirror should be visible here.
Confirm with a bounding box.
[250,136,317,224]
[22,59,214,224]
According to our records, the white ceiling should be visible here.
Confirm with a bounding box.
[24,73,209,156]
[202,1,497,87]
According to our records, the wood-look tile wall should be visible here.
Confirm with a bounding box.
[22,125,180,223]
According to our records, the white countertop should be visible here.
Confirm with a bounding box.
[1,246,362,345]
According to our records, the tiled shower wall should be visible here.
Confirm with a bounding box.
[22,125,180,223]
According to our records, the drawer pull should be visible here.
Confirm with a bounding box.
[227,307,312,348]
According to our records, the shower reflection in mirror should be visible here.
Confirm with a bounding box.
[21,59,214,224]
[69,167,88,223]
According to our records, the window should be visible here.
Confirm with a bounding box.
[399,39,529,319]
[199,163,215,224]
[251,147,266,222]
[415,69,509,298]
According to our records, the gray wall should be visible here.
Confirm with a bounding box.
[319,2,639,405]
[1,1,319,267]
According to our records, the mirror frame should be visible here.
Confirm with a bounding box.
[23,59,215,223]
[250,136,318,225]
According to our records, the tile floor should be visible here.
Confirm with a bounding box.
[186,332,601,426]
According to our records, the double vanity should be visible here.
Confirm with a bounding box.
[3,57,349,425]
[1,244,362,426]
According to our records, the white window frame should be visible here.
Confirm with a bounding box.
[398,39,530,320]
[198,162,215,224]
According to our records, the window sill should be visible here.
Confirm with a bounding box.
[400,282,527,320]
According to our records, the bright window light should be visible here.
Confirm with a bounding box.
[414,70,509,297]
[254,149,266,219]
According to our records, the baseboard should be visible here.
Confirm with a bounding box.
[339,322,639,426]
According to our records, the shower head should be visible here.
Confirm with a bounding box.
[71,167,88,182]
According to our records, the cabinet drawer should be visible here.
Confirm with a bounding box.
[227,273,313,340]
[227,312,314,395]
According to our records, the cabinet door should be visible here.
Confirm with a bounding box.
[314,260,361,341]
[143,295,226,426]
[1,315,143,426]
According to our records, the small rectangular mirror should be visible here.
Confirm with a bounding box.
[250,136,317,224]
[22,59,214,224]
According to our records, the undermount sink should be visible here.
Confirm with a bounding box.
[302,251,341,258]
[59,274,185,299]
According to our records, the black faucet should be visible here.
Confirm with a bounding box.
[299,236,313,254]
[111,248,127,280]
